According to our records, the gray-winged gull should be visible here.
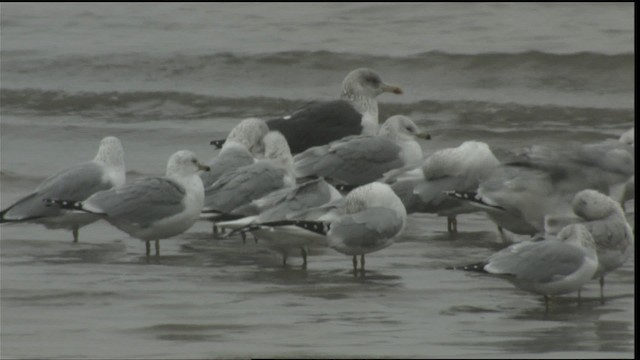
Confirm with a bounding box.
[244,182,407,275]
[211,68,403,154]
[45,150,209,256]
[1,136,126,242]
[293,115,430,185]
[545,189,634,303]
[201,118,269,189]
[445,139,635,238]
[218,178,343,267]
[201,131,295,220]
[450,223,598,310]
[400,140,500,233]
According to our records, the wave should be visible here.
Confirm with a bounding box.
[1,89,633,131]
[2,49,634,72]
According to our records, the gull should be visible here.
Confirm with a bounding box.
[201,117,269,189]
[45,150,209,256]
[545,189,634,303]
[401,140,500,233]
[240,182,407,275]
[1,136,125,242]
[293,114,430,186]
[211,68,403,154]
[445,139,634,238]
[218,178,343,267]
[450,223,598,310]
[201,131,295,221]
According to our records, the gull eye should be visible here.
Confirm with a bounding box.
[366,76,380,86]
[405,126,414,132]
[191,158,198,164]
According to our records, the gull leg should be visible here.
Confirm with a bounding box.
[155,240,160,256]
[146,241,151,256]
[352,255,358,276]
[544,295,549,312]
[447,217,452,233]
[72,226,79,243]
[599,276,605,304]
[213,224,219,238]
[577,289,581,306]
[282,254,288,266]
[301,248,308,269]
[452,216,458,233]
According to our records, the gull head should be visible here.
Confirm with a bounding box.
[341,68,403,100]
[263,131,293,169]
[166,150,210,178]
[572,189,624,221]
[94,136,125,168]
[225,117,270,156]
[378,115,430,141]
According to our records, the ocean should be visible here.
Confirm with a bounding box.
[0,3,634,358]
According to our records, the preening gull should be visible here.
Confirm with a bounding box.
[244,182,407,274]
[218,178,343,267]
[294,115,430,185]
[545,189,634,303]
[201,131,295,220]
[45,150,209,256]
[201,118,269,189]
[445,140,634,238]
[211,68,403,154]
[0,136,126,242]
[403,141,500,233]
[450,223,598,310]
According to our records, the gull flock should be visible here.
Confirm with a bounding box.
[1,68,634,309]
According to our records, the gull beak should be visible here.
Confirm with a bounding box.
[198,163,211,172]
[381,83,403,95]
[416,130,431,140]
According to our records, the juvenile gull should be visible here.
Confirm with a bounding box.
[294,115,430,186]
[545,189,634,303]
[0,136,126,242]
[218,178,343,267]
[405,141,500,233]
[45,150,209,256]
[211,68,403,154]
[201,131,295,220]
[246,182,407,274]
[450,223,598,310]
[201,118,269,189]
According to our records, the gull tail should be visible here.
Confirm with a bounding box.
[210,139,226,149]
[333,183,360,193]
[230,219,332,237]
[445,261,489,273]
[443,191,505,211]
[43,198,98,214]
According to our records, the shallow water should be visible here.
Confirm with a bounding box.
[0,3,635,359]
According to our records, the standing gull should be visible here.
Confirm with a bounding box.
[201,118,269,189]
[294,115,430,186]
[218,178,343,267]
[45,150,209,256]
[248,182,407,274]
[445,139,634,238]
[0,136,126,242]
[211,68,403,154]
[450,224,598,310]
[404,140,500,233]
[545,189,634,303]
[201,131,295,220]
